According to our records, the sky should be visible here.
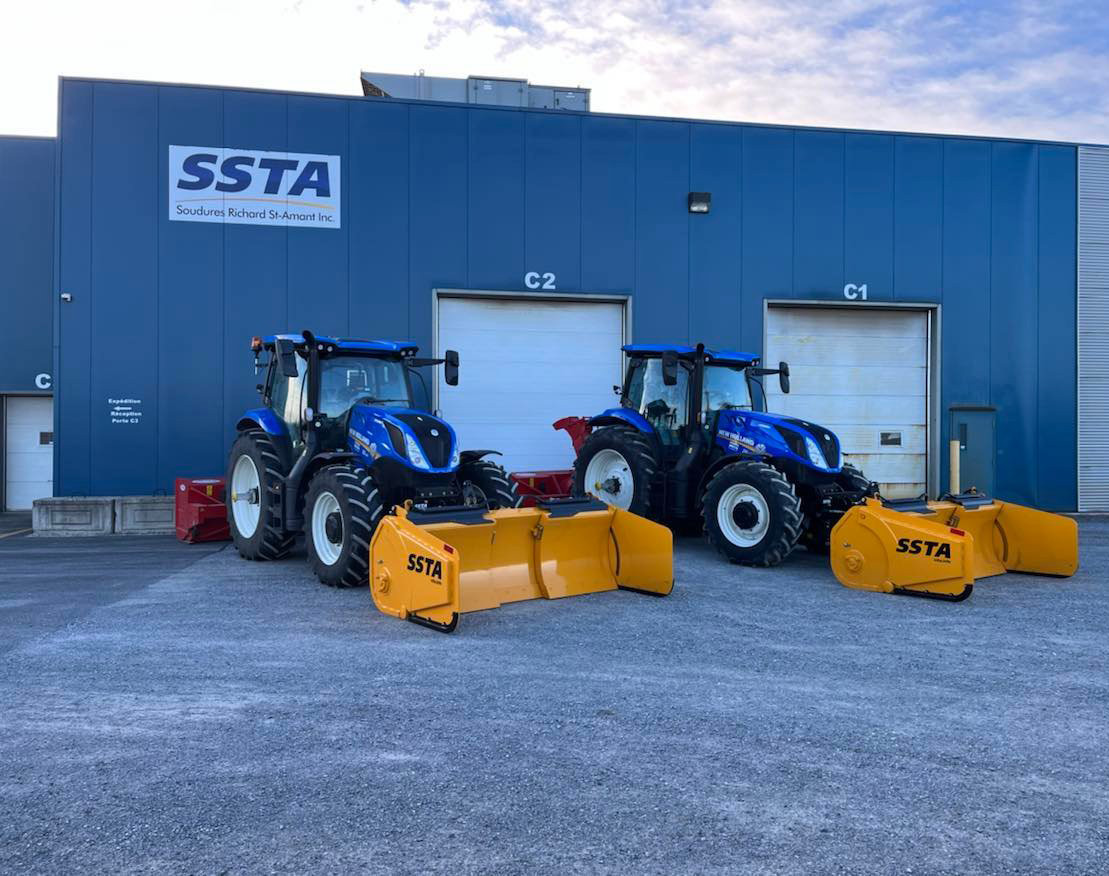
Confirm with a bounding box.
[2,0,1108,143]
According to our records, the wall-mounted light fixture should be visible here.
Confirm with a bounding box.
[688,192,711,214]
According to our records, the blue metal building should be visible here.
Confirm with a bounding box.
[0,135,55,510]
[38,76,1091,509]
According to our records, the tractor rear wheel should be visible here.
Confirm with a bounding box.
[305,464,385,588]
[702,461,803,566]
[226,430,294,561]
[573,427,658,517]
[458,458,521,509]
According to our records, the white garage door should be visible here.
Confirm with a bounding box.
[764,306,929,498]
[437,296,625,473]
[5,396,54,510]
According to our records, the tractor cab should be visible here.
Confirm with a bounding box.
[572,342,872,567]
[252,334,456,454]
[619,345,786,456]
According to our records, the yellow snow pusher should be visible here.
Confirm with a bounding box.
[830,491,1078,601]
[367,497,674,632]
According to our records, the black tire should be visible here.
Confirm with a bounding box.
[458,459,521,508]
[226,430,294,561]
[702,460,803,566]
[573,427,658,517]
[304,464,385,588]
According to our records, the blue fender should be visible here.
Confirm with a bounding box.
[588,407,655,435]
[236,408,289,437]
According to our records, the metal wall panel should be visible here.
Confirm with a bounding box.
[844,134,894,301]
[0,137,53,395]
[688,123,741,349]
[793,130,845,298]
[1079,146,1109,510]
[580,116,635,292]
[635,120,689,341]
[51,79,1081,507]
[525,113,582,292]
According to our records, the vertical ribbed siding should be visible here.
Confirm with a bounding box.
[1079,146,1109,510]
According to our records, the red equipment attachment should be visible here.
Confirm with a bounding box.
[509,418,592,505]
[510,470,576,507]
[175,477,231,543]
[552,416,592,453]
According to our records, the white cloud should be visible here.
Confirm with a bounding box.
[1,0,1106,143]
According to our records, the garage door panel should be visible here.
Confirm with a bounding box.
[770,394,925,426]
[779,364,926,398]
[438,296,624,472]
[765,306,928,492]
[769,309,927,337]
[833,425,926,455]
[766,334,927,368]
[5,397,54,511]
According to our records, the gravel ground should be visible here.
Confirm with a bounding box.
[1,521,1107,874]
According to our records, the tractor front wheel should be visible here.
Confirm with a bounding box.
[702,461,803,566]
[573,427,658,516]
[458,458,521,509]
[226,430,294,561]
[305,464,385,588]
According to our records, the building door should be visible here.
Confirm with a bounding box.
[764,305,931,498]
[436,293,626,473]
[4,396,54,510]
[951,407,995,495]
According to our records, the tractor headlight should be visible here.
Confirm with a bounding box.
[404,432,430,470]
[804,435,829,470]
[449,443,460,469]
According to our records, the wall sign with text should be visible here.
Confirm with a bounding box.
[168,145,341,229]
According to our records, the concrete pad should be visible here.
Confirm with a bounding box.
[114,496,175,534]
[31,496,114,535]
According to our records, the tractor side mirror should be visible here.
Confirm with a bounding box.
[444,349,459,387]
[778,361,790,394]
[275,338,299,378]
[661,350,679,387]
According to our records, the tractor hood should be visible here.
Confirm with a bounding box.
[347,404,459,473]
[715,409,842,473]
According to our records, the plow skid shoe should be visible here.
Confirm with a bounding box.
[369,498,673,632]
[830,497,1078,601]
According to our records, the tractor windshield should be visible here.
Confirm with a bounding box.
[702,364,753,415]
[318,355,412,417]
[625,357,690,445]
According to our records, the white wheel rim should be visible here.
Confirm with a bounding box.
[230,455,261,538]
[311,491,343,566]
[717,484,770,548]
[584,449,634,511]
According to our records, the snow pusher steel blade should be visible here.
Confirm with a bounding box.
[368,497,673,632]
[830,494,1078,601]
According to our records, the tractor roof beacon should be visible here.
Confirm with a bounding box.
[226,330,519,588]
[571,342,876,567]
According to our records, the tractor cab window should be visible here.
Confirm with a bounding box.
[702,364,753,420]
[625,357,690,445]
[267,353,307,429]
[318,356,412,419]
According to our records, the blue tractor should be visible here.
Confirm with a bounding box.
[226,331,518,587]
[572,343,874,566]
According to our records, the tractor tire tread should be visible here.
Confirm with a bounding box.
[702,459,803,567]
[227,429,293,562]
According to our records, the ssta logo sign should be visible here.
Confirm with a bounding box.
[168,145,341,229]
